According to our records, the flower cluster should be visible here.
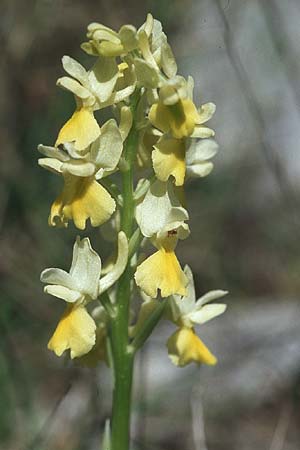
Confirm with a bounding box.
[39,13,226,367]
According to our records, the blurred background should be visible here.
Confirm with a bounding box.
[1,0,300,449]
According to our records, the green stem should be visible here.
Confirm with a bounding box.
[110,92,139,450]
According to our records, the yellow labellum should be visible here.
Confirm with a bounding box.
[149,99,200,139]
[56,108,101,151]
[76,327,107,368]
[49,174,116,230]
[135,247,187,298]
[167,327,217,367]
[48,305,96,359]
[153,138,186,186]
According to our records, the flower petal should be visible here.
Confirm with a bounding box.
[186,162,214,178]
[57,77,91,100]
[49,175,116,230]
[44,285,83,303]
[136,179,188,238]
[99,231,128,294]
[87,23,120,42]
[90,119,123,171]
[169,265,196,319]
[186,139,218,179]
[88,56,119,102]
[38,158,63,175]
[153,137,186,186]
[135,248,187,298]
[61,160,96,177]
[98,41,124,57]
[61,55,88,84]
[148,102,170,134]
[188,304,227,325]
[41,268,75,289]
[186,139,218,163]
[138,13,154,37]
[119,24,138,51]
[48,305,96,359]
[186,76,194,100]
[167,327,217,366]
[149,99,200,139]
[70,237,102,299]
[138,30,159,69]
[134,58,160,88]
[191,125,215,139]
[168,99,200,139]
[37,144,69,161]
[161,42,177,79]
[76,326,107,367]
[196,102,216,124]
[56,108,101,151]
[196,290,228,307]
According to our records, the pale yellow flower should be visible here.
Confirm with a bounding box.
[76,325,107,367]
[49,174,115,230]
[166,265,227,367]
[167,327,217,366]
[41,234,128,359]
[39,118,124,230]
[57,55,133,109]
[135,179,189,238]
[152,137,186,186]
[149,97,201,139]
[42,237,101,358]
[56,107,101,152]
[134,179,189,298]
[135,238,187,298]
[48,304,97,359]
[153,136,219,187]
[149,76,216,140]
[82,23,139,57]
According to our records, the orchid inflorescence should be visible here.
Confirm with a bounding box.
[38,13,227,449]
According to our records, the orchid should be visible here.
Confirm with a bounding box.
[135,180,189,297]
[167,265,227,366]
[38,117,124,229]
[41,233,128,358]
[37,13,227,450]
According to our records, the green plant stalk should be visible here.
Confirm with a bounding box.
[110,93,139,450]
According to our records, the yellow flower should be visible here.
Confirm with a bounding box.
[76,326,107,367]
[152,134,218,187]
[48,304,97,359]
[134,234,187,298]
[41,234,128,360]
[49,174,115,230]
[56,107,101,151]
[165,266,227,367]
[83,23,139,57]
[135,179,189,298]
[149,98,200,139]
[152,137,186,186]
[167,327,217,367]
